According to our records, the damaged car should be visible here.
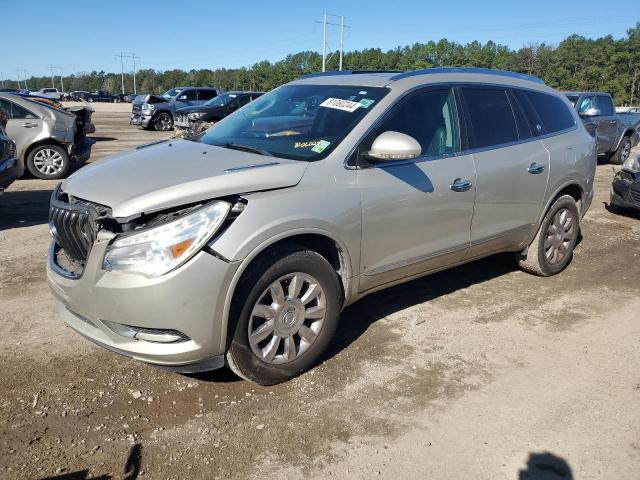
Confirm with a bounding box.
[174,91,263,137]
[130,87,220,131]
[0,108,20,192]
[0,93,94,179]
[610,154,640,213]
[48,68,595,385]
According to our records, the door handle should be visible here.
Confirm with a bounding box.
[527,162,545,174]
[449,178,473,192]
[609,120,616,125]
[22,122,38,128]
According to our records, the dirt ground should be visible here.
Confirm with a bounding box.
[1,103,639,480]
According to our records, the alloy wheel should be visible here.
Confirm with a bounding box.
[544,207,576,265]
[33,148,65,176]
[248,272,326,364]
[154,113,172,131]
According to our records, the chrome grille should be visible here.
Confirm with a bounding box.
[49,188,107,264]
[630,189,640,204]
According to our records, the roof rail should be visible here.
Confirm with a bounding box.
[299,70,402,80]
[389,67,545,84]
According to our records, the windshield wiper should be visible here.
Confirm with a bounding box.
[218,143,274,157]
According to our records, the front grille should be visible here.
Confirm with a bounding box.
[49,187,109,264]
[630,189,640,204]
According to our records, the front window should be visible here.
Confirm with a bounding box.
[198,84,388,161]
[162,88,184,99]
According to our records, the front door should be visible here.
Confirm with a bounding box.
[357,87,476,291]
[0,99,43,159]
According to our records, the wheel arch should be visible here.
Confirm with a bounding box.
[217,229,354,353]
[24,138,69,162]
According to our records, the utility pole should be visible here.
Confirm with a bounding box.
[131,55,140,94]
[48,64,55,88]
[316,13,350,72]
[17,69,28,90]
[115,52,126,94]
[115,52,140,93]
[0,73,4,88]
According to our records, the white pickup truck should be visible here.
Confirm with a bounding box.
[29,88,66,101]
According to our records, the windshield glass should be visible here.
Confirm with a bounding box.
[198,84,388,161]
[565,94,580,106]
[162,88,183,99]
[206,93,238,107]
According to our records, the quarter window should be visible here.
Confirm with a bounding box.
[461,88,518,148]
[374,88,460,157]
[198,89,218,101]
[517,89,576,134]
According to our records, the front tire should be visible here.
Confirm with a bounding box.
[26,145,71,180]
[152,112,173,131]
[226,245,342,385]
[610,136,632,165]
[517,194,580,276]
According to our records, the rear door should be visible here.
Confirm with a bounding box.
[459,86,549,253]
[0,98,42,158]
[197,89,218,103]
[357,87,476,291]
[175,89,198,109]
[577,95,615,153]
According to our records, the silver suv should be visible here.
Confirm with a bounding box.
[47,68,596,385]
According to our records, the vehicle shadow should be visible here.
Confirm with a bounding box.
[324,252,518,360]
[0,188,52,230]
[604,201,640,219]
[91,136,117,142]
[518,451,573,479]
[38,442,141,480]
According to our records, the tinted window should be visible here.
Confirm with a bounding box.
[198,89,218,101]
[376,88,459,156]
[521,90,576,133]
[180,89,197,101]
[595,95,614,116]
[461,88,518,148]
[565,94,580,106]
[0,99,36,119]
[508,90,534,139]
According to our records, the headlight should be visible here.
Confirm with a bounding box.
[622,155,640,173]
[188,112,204,120]
[141,103,155,111]
[103,201,230,277]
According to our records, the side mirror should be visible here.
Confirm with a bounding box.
[580,107,601,117]
[364,131,421,162]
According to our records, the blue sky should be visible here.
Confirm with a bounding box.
[1,0,638,80]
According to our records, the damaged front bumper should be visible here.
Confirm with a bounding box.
[611,170,640,211]
[130,113,153,128]
[47,235,240,371]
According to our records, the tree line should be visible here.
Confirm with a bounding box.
[6,23,640,105]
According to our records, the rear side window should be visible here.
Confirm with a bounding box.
[518,90,576,134]
[461,88,518,148]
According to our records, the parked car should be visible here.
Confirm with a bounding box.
[130,87,221,131]
[29,87,65,101]
[47,68,595,384]
[0,93,94,179]
[175,91,263,136]
[0,88,20,93]
[616,106,640,114]
[88,90,121,103]
[564,91,640,164]
[0,108,20,192]
[70,91,92,102]
[123,93,140,103]
[610,154,640,213]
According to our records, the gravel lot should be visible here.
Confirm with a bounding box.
[1,103,639,480]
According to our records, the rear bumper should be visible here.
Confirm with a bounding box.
[71,137,95,163]
[0,156,22,191]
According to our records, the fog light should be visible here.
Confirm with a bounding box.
[102,320,189,343]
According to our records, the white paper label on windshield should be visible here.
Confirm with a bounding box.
[320,98,361,112]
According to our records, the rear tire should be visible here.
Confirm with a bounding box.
[226,244,342,385]
[517,195,580,277]
[26,144,71,180]
[610,135,632,165]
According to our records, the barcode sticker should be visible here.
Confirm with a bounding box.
[320,98,361,112]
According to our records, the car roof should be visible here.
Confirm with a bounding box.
[563,91,611,96]
[292,67,549,90]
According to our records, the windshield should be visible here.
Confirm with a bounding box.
[198,84,388,161]
[205,93,238,107]
[565,94,580,106]
[162,88,184,99]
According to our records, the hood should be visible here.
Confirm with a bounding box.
[133,94,168,106]
[61,139,309,218]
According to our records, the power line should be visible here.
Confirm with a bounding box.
[115,52,140,94]
[316,13,351,72]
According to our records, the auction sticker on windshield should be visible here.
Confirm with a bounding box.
[320,98,361,112]
[311,140,331,153]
